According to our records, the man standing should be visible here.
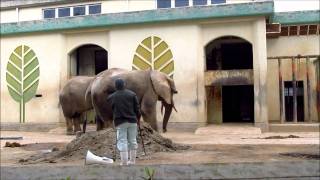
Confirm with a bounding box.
[107,78,141,165]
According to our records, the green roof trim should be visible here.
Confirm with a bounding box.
[1,1,273,35]
[272,10,320,25]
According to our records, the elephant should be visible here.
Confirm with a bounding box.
[59,76,94,135]
[87,68,178,132]
[59,68,128,135]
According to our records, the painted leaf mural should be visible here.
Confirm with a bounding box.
[132,36,174,77]
[6,45,40,123]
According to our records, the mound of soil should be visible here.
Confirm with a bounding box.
[23,122,190,164]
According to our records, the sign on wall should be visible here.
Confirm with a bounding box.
[132,36,174,77]
[6,45,40,123]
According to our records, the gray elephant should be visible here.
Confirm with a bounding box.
[87,69,177,132]
[59,68,127,135]
[59,76,94,135]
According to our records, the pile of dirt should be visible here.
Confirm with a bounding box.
[5,142,22,147]
[22,122,190,164]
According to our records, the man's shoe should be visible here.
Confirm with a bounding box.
[120,151,128,166]
[128,150,136,165]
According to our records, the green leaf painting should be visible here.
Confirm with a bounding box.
[132,36,174,77]
[6,45,40,123]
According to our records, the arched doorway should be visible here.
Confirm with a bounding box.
[67,44,108,123]
[205,36,254,123]
[69,44,108,77]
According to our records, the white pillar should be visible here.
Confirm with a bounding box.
[16,8,19,22]
[197,26,207,126]
[252,18,269,132]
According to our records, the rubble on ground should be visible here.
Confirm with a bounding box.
[23,122,190,164]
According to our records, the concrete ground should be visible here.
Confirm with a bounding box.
[1,124,319,179]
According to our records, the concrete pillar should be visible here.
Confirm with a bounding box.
[213,86,222,124]
[59,34,68,123]
[206,86,222,124]
[197,26,206,127]
[252,18,268,132]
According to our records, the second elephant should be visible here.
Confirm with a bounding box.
[87,69,178,132]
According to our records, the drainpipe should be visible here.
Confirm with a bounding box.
[127,0,129,11]
[292,57,298,123]
[16,7,19,22]
[278,58,284,123]
[306,57,311,122]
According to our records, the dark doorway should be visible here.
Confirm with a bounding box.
[206,36,253,70]
[70,44,108,76]
[284,81,304,122]
[95,50,108,74]
[222,85,254,123]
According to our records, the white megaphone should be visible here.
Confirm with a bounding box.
[85,150,114,165]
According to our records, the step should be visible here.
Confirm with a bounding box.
[195,124,261,135]
[269,123,320,132]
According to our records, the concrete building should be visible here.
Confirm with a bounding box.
[1,0,319,132]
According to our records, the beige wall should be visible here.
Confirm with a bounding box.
[0,0,253,23]
[108,23,201,124]
[1,16,317,128]
[1,33,66,123]
[19,6,43,22]
[1,16,269,127]
[267,35,320,122]
[200,17,269,130]
[0,8,17,23]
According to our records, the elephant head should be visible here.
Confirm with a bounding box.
[150,71,178,133]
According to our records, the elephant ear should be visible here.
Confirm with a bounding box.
[150,71,172,105]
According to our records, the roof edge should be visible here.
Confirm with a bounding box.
[272,10,320,25]
[1,1,274,36]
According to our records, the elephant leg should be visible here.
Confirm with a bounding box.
[73,117,82,133]
[141,104,158,131]
[104,119,113,129]
[96,116,104,131]
[66,118,74,135]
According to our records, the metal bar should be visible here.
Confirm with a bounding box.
[306,57,312,122]
[316,58,320,122]
[278,58,285,123]
[268,55,320,60]
[292,57,298,123]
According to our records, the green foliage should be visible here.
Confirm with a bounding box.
[142,167,155,180]
[132,36,174,78]
[6,45,40,123]
[60,176,71,180]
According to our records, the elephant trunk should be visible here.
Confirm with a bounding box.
[162,102,173,133]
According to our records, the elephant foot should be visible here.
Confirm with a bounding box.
[66,131,75,135]
[75,131,83,138]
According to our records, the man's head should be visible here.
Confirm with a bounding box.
[115,78,125,90]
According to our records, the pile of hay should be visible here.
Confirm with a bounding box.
[24,122,190,164]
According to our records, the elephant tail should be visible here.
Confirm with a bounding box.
[57,96,61,108]
[85,85,92,105]
[83,118,87,134]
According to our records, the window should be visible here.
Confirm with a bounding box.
[157,0,171,8]
[194,0,207,6]
[58,7,70,17]
[175,0,189,7]
[43,4,101,19]
[73,6,85,16]
[211,0,226,4]
[43,9,55,19]
[89,4,101,14]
